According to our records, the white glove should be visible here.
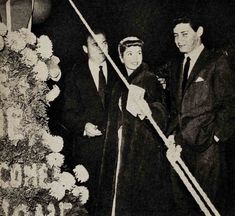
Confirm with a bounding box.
[166,135,182,163]
[126,84,152,120]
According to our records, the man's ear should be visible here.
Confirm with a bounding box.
[196,26,203,37]
[82,45,88,54]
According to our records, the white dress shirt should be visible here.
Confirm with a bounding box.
[183,43,204,78]
[83,60,108,136]
[88,60,108,91]
[126,67,134,76]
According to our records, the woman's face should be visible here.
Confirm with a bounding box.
[120,46,143,71]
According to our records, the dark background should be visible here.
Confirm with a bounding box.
[32,2,235,208]
[32,0,235,80]
[32,0,235,140]
[32,0,235,135]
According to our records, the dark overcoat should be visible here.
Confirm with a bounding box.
[168,48,235,215]
[97,63,173,216]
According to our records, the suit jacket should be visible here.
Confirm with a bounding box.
[168,48,235,214]
[61,61,117,164]
[61,60,117,214]
[168,48,235,152]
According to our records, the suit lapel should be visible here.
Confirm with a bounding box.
[80,64,104,109]
[107,63,118,88]
[183,49,210,93]
[106,64,112,89]
[174,57,184,106]
[79,62,116,110]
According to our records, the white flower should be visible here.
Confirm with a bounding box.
[47,57,61,81]
[0,22,7,36]
[33,60,49,81]
[36,35,53,59]
[41,129,49,137]
[5,31,26,52]
[49,172,77,200]
[46,153,64,167]
[51,55,60,64]
[49,181,66,201]
[49,64,61,81]
[71,186,89,204]
[42,129,52,140]
[42,129,51,142]
[50,136,63,152]
[0,36,4,51]
[42,130,63,152]
[45,85,60,102]
[19,28,37,45]
[21,48,38,66]
[58,172,76,190]
[52,167,61,178]
[73,165,89,183]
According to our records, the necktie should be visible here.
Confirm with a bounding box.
[182,56,191,93]
[98,66,106,105]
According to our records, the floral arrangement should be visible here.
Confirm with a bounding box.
[0,22,88,215]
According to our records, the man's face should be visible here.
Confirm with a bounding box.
[173,23,202,54]
[83,33,108,64]
[120,46,143,71]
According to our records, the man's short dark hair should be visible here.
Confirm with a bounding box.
[172,16,202,32]
[82,28,106,46]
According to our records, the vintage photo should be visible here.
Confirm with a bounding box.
[0,0,235,215]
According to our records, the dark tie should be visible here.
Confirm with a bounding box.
[182,56,191,93]
[98,66,106,105]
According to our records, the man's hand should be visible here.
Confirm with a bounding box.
[84,122,102,137]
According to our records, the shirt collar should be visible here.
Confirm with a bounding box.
[126,67,134,76]
[88,60,108,90]
[88,60,107,72]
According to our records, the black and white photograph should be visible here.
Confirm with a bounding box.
[0,0,235,215]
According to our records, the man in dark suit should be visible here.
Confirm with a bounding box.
[61,30,116,215]
[167,16,235,215]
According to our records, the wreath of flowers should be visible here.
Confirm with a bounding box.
[0,22,89,215]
